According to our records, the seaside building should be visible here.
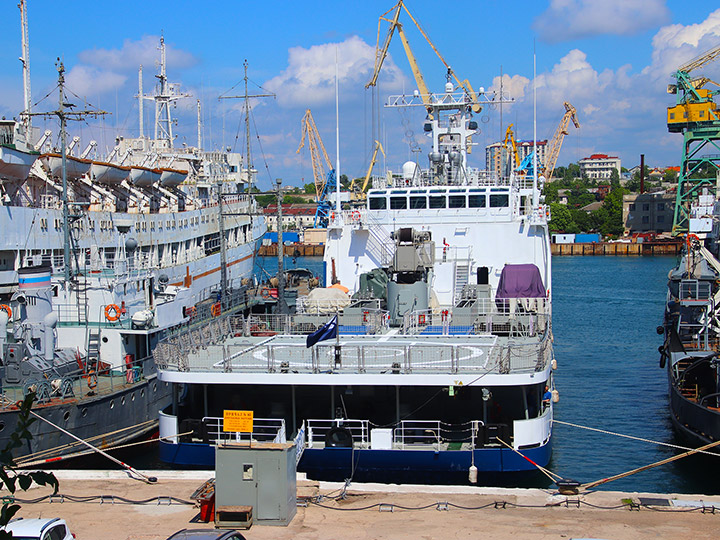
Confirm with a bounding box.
[264,204,317,231]
[485,139,548,176]
[622,192,675,234]
[578,154,621,180]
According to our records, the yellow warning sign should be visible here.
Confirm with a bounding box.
[223,410,253,433]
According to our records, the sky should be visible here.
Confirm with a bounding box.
[2,0,720,190]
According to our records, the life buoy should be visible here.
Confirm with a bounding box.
[418,313,426,325]
[686,233,700,248]
[352,210,360,222]
[362,311,369,323]
[87,369,97,390]
[210,302,221,317]
[104,304,121,322]
[0,304,11,319]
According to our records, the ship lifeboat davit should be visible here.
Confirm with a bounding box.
[40,153,92,180]
[0,145,39,181]
[159,168,188,188]
[130,166,160,187]
[91,161,130,185]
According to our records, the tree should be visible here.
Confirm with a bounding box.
[303,182,316,195]
[548,203,578,233]
[0,394,58,538]
[664,169,678,184]
[597,186,627,236]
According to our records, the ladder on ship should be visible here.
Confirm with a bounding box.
[454,261,471,303]
[86,328,101,372]
[75,276,89,324]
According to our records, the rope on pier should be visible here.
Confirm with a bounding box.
[553,419,720,457]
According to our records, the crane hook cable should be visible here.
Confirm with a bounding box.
[28,410,157,484]
[554,419,720,457]
[582,438,720,490]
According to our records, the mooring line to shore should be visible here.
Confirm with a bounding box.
[28,410,157,484]
[553,419,720,457]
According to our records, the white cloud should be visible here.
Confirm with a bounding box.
[65,65,127,99]
[534,0,671,43]
[78,35,197,72]
[644,8,720,82]
[264,35,407,108]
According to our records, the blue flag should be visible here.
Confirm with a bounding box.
[306,315,338,348]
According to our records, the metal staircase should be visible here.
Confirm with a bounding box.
[454,261,471,303]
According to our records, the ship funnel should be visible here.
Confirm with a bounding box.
[15,266,53,324]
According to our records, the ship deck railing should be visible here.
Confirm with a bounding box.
[678,279,713,306]
[199,417,287,446]
[0,354,157,407]
[305,418,503,451]
[403,298,549,338]
[154,318,552,375]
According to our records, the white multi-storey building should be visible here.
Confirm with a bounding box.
[579,154,621,180]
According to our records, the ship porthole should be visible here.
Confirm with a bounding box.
[0,421,5,432]
[153,383,157,392]
[110,400,115,409]
[81,408,88,418]
[63,411,70,422]
[141,389,145,398]
[131,393,136,402]
[121,396,126,406]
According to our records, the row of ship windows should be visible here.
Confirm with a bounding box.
[38,214,215,232]
[368,193,510,210]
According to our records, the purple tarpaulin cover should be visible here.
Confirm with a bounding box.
[495,264,546,298]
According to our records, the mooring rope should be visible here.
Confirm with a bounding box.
[553,419,720,457]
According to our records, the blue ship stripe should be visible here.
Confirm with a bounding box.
[19,275,51,284]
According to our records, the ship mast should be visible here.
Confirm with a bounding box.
[153,36,189,148]
[19,0,32,140]
[30,62,107,286]
[218,60,275,192]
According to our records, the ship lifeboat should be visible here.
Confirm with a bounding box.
[159,168,188,188]
[130,166,161,187]
[40,153,92,180]
[0,145,39,181]
[91,161,130,185]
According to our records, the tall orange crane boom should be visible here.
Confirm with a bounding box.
[542,102,579,180]
[296,109,333,198]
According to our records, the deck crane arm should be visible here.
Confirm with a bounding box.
[542,101,580,181]
[351,140,386,200]
[366,1,481,114]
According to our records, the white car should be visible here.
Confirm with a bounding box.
[0,518,74,540]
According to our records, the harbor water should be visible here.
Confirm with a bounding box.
[94,255,720,494]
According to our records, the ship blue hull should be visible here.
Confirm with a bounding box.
[159,437,552,484]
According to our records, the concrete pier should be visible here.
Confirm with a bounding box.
[7,471,718,540]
